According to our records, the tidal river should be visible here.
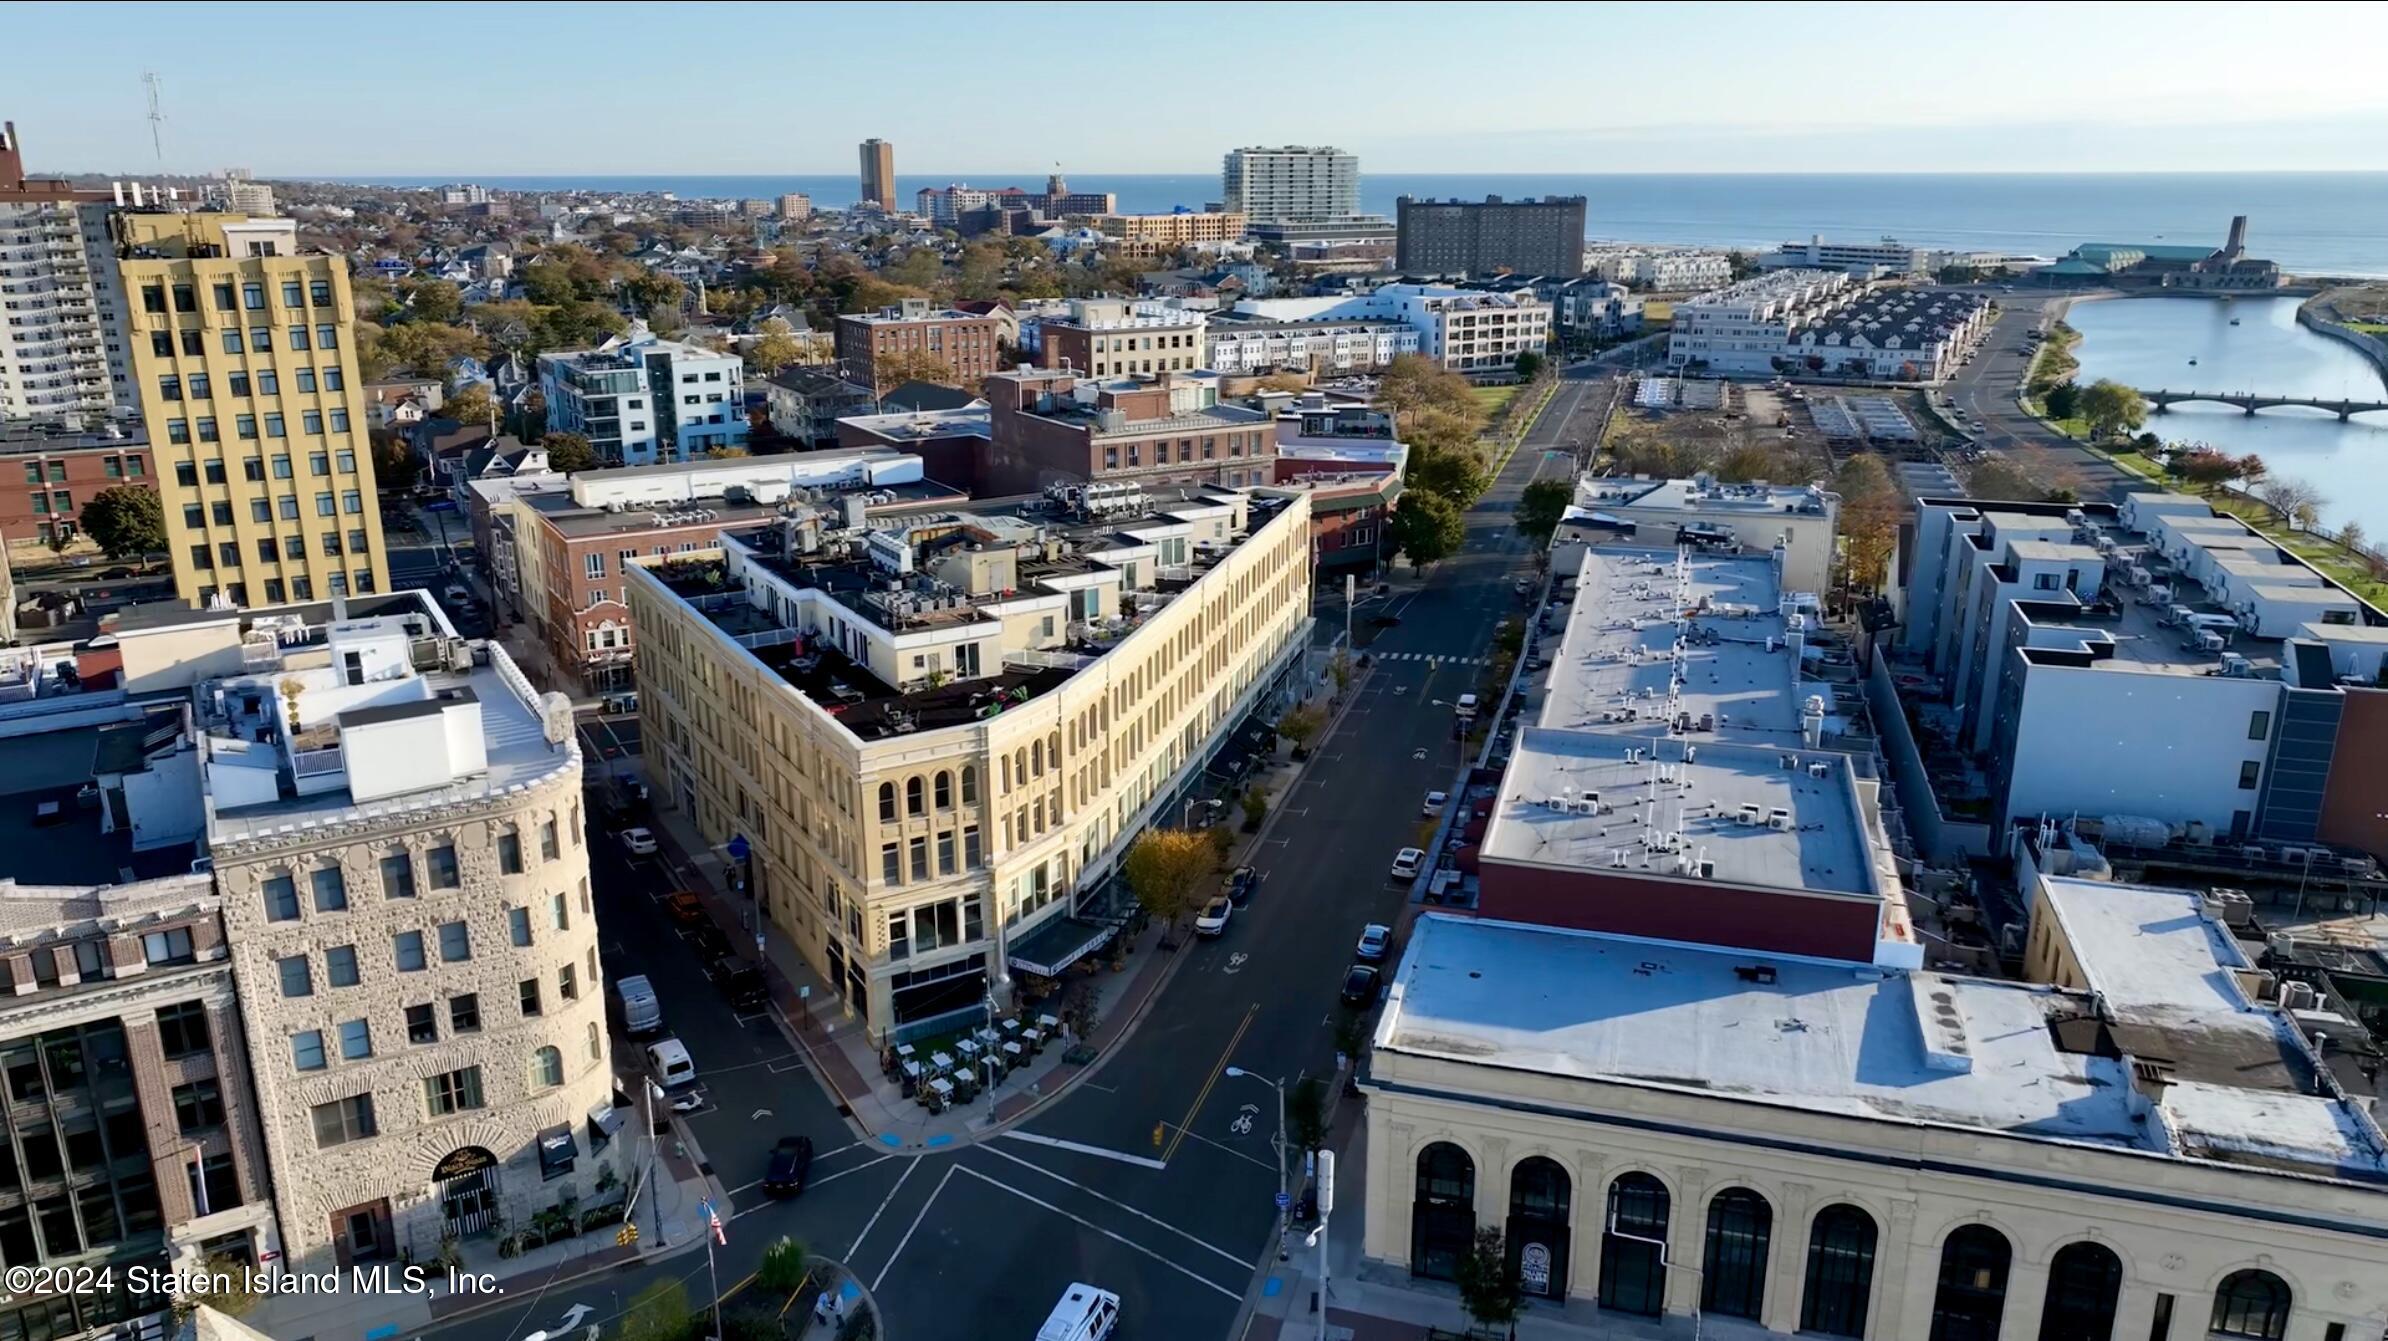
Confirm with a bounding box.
[2066,294,2388,533]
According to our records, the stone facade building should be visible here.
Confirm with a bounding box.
[202,615,618,1271]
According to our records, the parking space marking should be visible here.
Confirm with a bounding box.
[978,1145,1249,1270]
[953,1165,1241,1301]
[868,1165,956,1294]
[999,1131,1167,1171]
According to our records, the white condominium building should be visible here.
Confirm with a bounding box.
[1582,245,1734,292]
[1666,270,1853,374]
[1231,284,1550,375]
[1221,146,1358,223]
[537,323,746,467]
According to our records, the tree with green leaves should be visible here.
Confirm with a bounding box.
[872,349,959,397]
[1513,350,1546,381]
[1455,1226,1524,1336]
[2078,379,2146,441]
[402,279,463,324]
[80,484,166,559]
[1240,785,1270,830]
[1389,490,1467,573]
[2041,381,2081,421]
[1277,703,1326,757]
[444,383,494,430]
[1513,478,1572,544]
[757,1236,814,1308]
[1833,454,1900,593]
[1124,829,1215,941]
[1289,1076,1327,1154]
[173,1254,261,1320]
[1406,444,1488,504]
[542,432,598,473]
[370,432,421,492]
[618,1279,694,1341]
[746,319,806,376]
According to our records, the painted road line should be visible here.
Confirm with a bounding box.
[1164,1004,1256,1164]
[840,1155,920,1255]
[999,1131,1168,1171]
[954,1165,1242,1301]
[867,1164,956,1294]
[1158,1123,1281,1175]
[979,1144,1251,1270]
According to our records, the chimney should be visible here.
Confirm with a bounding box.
[2224,215,2248,260]
[0,121,21,188]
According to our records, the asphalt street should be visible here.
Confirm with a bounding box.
[413,362,1619,1341]
[1943,289,2139,501]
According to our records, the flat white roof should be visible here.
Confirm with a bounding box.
[1378,914,2149,1146]
[1537,547,1815,745]
[1380,912,2388,1178]
[1485,728,1876,896]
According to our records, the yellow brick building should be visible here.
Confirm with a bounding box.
[115,211,388,606]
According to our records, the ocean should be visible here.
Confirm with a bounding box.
[344,171,2388,277]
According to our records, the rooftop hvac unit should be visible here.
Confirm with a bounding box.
[2195,630,2227,653]
[1807,762,1830,779]
[2278,981,2317,1012]
[1767,808,1793,831]
[1738,803,1763,826]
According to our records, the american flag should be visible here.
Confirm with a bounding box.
[701,1198,727,1245]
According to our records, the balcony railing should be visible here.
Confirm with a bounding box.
[292,745,345,777]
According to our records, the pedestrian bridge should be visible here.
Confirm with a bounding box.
[2139,388,2388,421]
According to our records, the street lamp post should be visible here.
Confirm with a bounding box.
[1224,1067,1288,1256]
[1308,1150,1335,1341]
[1180,796,1223,831]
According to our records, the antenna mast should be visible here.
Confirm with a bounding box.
[143,71,166,164]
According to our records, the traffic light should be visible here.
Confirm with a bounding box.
[616,1223,640,1247]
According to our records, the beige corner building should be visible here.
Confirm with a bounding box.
[186,604,618,1269]
[113,210,388,608]
[1362,885,2388,1341]
[630,486,1313,1042]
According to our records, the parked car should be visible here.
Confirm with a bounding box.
[1341,964,1381,1007]
[1356,924,1392,962]
[763,1135,815,1197]
[1390,848,1425,880]
[708,957,770,1011]
[1224,866,1259,905]
[620,827,658,856]
[1421,790,1448,818]
[1194,897,1233,937]
[663,890,706,925]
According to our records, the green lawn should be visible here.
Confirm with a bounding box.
[1471,384,1521,414]
[2351,321,2388,336]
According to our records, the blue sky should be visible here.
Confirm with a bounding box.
[10,1,2388,176]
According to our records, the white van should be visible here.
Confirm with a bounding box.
[1033,1284,1119,1341]
[615,974,662,1036]
[645,1038,698,1092]
[1454,692,1479,721]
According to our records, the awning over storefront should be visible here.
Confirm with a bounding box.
[1007,915,1118,979]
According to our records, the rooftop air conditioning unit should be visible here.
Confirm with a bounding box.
[1767,808,1793,831]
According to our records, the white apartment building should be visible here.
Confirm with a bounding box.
[1887,493,2388,856]
[1231,285,1550,375]
[1582,245,1734,292]
[1667,269,1852,374]
[629,486,1315,1043]
[0,186,138,425]
[1024,298,1209,379]
[1758,235,1932,276]
[188,604,620,1271]
[1221,146,1358,223]
[537,323,746,466]
[1204,318,1420,375]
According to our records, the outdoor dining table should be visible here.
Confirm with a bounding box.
[955,1038,982,1059]
[927,1076,955,1098]
[930,1051,956,1072]
[899,1059,923,1094]
[1022,1027,1045,1049]
[1036,1013,1061,1030]
[999,1018,1023,1036]
[1002,1041,1025,1064]
[975,1027,1001,1046]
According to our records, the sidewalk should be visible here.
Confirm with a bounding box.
[1243,1117,1719,1341]
[243,1116,723,1340]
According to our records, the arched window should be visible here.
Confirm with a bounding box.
[1032,740,1044,776]
[586,1021,601,1061]
[1410,1143,1475,1282]
[531,1045,563,1088]
[905,777,924,816]
[934,771,953,809]
[876,783,896,823]
[1598,1173,1669,1316]
[1015,749,1028,789]
[961,764,978,805]
[1800,1204,1878,1339]
[1929,1225,2012,1341]
[1505,1157,1571,1300]
[1701,1188,1772,1321]
[2210,1270,2292,1341]
[2039,1241,2122,1341]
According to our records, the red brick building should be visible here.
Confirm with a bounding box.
[2,423,153,547]
[833,298,1001,394]
[982,367,1275,496]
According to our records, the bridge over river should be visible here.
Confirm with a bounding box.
[2139,388,2388,421]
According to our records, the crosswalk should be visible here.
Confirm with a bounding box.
[1371,652,1489,665]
